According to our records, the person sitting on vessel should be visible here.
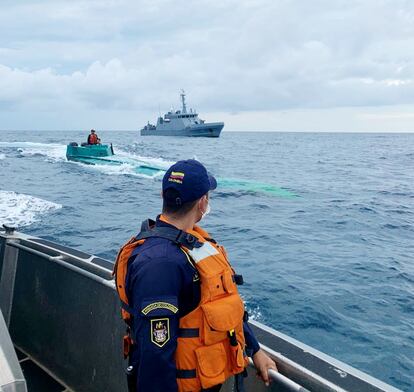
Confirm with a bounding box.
[87,129,99,145]
[114,159,277,392]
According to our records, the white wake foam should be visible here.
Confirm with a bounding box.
[115,148,174,170]
[0,153,5,160]
[74,160,164,179]
[0,191,62,227]
[0,142,66,162]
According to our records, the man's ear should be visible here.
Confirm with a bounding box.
[199,195,208,210]
[197,197,203,211]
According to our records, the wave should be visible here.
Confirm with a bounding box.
[0,153,5,160]
[0,190,62,227]
[0,141,67,162]
[243,300,262,321]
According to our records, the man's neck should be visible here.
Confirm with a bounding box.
[162,213,196,232]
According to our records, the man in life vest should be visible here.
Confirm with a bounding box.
[87,129,99,144]
[114,159,277,392]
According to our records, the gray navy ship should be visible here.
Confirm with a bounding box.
[141,90,224,137]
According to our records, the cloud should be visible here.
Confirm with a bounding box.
[0,0,414,130]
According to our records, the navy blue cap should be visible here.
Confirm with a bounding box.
[162,159,217,205]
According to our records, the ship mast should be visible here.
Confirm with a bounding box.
[180,89,187,114]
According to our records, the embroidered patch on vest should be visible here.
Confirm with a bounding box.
[142,302,178,316]
[151,318,170,347]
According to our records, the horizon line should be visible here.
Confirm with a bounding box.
[1,129,414,134]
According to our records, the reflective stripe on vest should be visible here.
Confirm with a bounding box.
[186,241,219,263]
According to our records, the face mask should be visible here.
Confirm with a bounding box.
[200,201,211,221]
[204,202,211,217]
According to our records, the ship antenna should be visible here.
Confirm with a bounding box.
[180,89,187,114]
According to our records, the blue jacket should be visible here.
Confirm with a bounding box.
[125,217,260,392]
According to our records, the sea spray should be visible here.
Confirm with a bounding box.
[0,191,62,227]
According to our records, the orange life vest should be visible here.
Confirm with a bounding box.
[113,217,248,391]
[88,133,98,144]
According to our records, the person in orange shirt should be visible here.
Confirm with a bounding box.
[87,129,99,144]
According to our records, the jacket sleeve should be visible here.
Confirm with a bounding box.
[129,257,182,392]
[243,321,260,357]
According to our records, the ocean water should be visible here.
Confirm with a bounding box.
[0,130,413,390]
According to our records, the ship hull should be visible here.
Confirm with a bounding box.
[140,122,224,137]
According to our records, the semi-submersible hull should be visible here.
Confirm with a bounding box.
[0,227,402,392]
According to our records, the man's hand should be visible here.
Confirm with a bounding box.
[252,349,278,387]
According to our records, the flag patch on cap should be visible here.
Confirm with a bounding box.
[168,171,185,184]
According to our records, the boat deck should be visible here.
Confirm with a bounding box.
[15,347,68,392]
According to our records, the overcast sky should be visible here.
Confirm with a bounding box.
[1,0,414,131]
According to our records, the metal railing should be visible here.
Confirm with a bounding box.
[248,358,310,392]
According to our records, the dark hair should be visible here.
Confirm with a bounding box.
[162,188,199,217]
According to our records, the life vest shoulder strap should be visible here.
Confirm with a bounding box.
[113,219,203,323]
[136,219,202,250]
[113,235,146,322]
